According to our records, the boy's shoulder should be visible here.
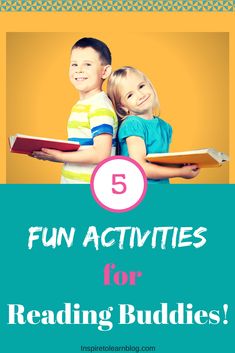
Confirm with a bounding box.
[88,91,115,114]
[89,91,112,106]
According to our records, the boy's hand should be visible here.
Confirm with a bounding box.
[32,148,64,163]
[179,164,200,179]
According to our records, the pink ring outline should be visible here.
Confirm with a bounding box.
[90,156,148,213]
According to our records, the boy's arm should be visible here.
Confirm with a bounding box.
[32,134,112,164]
[126,136,200,180]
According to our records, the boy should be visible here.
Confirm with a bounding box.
[33,37,118,183]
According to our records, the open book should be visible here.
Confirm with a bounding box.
[146,148,229,168]
[9,134,80,155]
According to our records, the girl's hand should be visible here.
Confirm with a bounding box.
[179,164,200,179]
[31,148,64,163]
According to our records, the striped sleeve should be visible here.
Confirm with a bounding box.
[88,107,117,138]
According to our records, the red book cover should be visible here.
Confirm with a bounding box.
[9,134,80,155]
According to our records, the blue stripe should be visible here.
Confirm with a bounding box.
[69,137,117,147]
[91,124,113,138]
[68,137,93,146]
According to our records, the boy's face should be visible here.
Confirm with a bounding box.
[69,47,110,100]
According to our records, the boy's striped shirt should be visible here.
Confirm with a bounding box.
[61,91,118,184]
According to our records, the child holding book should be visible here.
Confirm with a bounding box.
[33,37,118,183]
[107,66,199,183]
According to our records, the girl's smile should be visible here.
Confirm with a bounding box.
[119,71,156,119]
[137,94,151,106]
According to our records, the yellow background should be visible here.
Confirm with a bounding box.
[0,12,234,184]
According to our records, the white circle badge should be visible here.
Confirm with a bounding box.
[90,156,147,212]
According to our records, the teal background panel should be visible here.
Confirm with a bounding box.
[0,185,234,352]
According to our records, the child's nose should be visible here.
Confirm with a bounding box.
[75,65,84,73]
[137,91,145,100]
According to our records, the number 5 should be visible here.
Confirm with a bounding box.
[112,174,127,194]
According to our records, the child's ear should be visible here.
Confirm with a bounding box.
[119,105,129,115]
[102,65,112,80]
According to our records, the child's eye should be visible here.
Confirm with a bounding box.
[85,63,92,67]
[127,93,133,99]
[71,63,77,67]
[139,84,145,89]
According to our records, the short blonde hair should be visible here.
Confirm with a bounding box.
[107,66,160,120]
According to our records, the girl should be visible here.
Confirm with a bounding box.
[107,66,199,183]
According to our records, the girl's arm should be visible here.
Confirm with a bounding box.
[126,136,200,180]
[32,134,112,164]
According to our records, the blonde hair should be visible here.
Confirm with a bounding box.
[107,66,160,120]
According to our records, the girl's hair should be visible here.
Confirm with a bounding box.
[107,66,160,120]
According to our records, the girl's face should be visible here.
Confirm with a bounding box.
[119,71,156,119]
